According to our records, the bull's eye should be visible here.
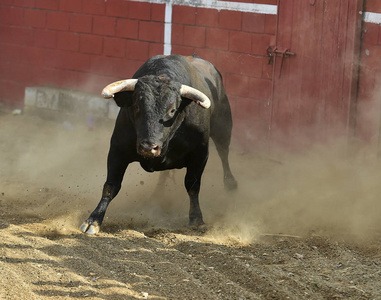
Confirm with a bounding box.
[162,107,177,124]
[134,104,140,113]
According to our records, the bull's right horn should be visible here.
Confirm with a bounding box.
[102,79,138,98]
[180,85,211,109]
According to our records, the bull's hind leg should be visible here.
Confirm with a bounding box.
[210,103,238,191]
[80,147,129,234]
[214,142,237,191]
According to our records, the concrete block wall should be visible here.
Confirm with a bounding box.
[3,0,380,151]
[0,0,166,106]
[0,0,277,151]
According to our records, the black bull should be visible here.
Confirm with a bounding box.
[80,54,237,234]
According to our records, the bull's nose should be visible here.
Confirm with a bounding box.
[138,141,161,157]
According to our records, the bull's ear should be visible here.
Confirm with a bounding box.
[113,91,134,107]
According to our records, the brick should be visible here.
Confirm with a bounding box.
[362,22,379,45]
[171,45,194,56]
[0,25,34,45]
[80,34,103,54]
[0,0,14,5]
[149,42,163,57]
[14,0,35,7]
[103,37,125,58]
[139,21,163,42]
[21,47,46,65]
[70,13,92,33]
[3,61,33,83]
[82,0,105,15]
[183,26,205,48]
[90,55,140,77]
[54,69,85,90]
[206,28,229,50]
[46,11,70,31]
[24,9,46,28]
[60,0,82,12]
[225,74,250,98]
[171,24,184,45]
[128,1,151,20]
[0,6,24,25]
[34,29,57,48]
[35,0,59,10]
[81,73,118,94]
[264,14,276,35]
[239,55,263,77]
[93,16,116,36]
[196,8,219,27]
[115,18,138,39]
[0,44,23,63]
[126,39,149,61]
[216,51,241,74]
[193,48,218,66]
[31,66,57,86]
[151,3,165,22]
[232,99,270,152]
[57,31,79,51]
[172,5,196,25]
[248,77,272,100]
[219,10,242,30]
[44,48,90,71]
[229,31,252,53]
[365,0,381,14]
[257,0,277,4]
[242,12,265,33]
[0,80,25,107]
[106,0,129,18]
[251,33,275,56]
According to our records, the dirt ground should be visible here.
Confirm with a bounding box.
[1,109,381,300]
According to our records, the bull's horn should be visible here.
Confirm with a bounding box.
[180,85,211,109]
[102,79,138,98]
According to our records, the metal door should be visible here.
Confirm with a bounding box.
[269,0,363,150]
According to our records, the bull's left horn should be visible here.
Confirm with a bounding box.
[180,85,211,109]
[102,79,138,98]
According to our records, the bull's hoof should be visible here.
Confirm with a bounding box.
[80,220,100,235]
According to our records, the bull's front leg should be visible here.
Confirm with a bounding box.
[80,147,129,234]
[185,147,208,227]
[79,183,122,234]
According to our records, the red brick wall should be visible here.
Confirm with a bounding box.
[2,0,381,151]
[0,0,166,107]
[0,0,277,151]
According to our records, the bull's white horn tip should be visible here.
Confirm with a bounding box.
[101,89,114,99]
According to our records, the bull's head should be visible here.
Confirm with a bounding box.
[102,76,211,158]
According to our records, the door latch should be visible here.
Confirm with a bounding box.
[267,46,296,78]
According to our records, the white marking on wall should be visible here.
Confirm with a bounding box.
[164,3,172,55]
[362,12,381,24]
[130,0,277,14]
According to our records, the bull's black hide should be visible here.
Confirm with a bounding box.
[80,54,237,234]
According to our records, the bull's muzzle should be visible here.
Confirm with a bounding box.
[137,141,161,158]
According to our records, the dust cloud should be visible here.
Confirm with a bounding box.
[1,110,381,245]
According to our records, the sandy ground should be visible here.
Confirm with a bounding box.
[1,109,381,299]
